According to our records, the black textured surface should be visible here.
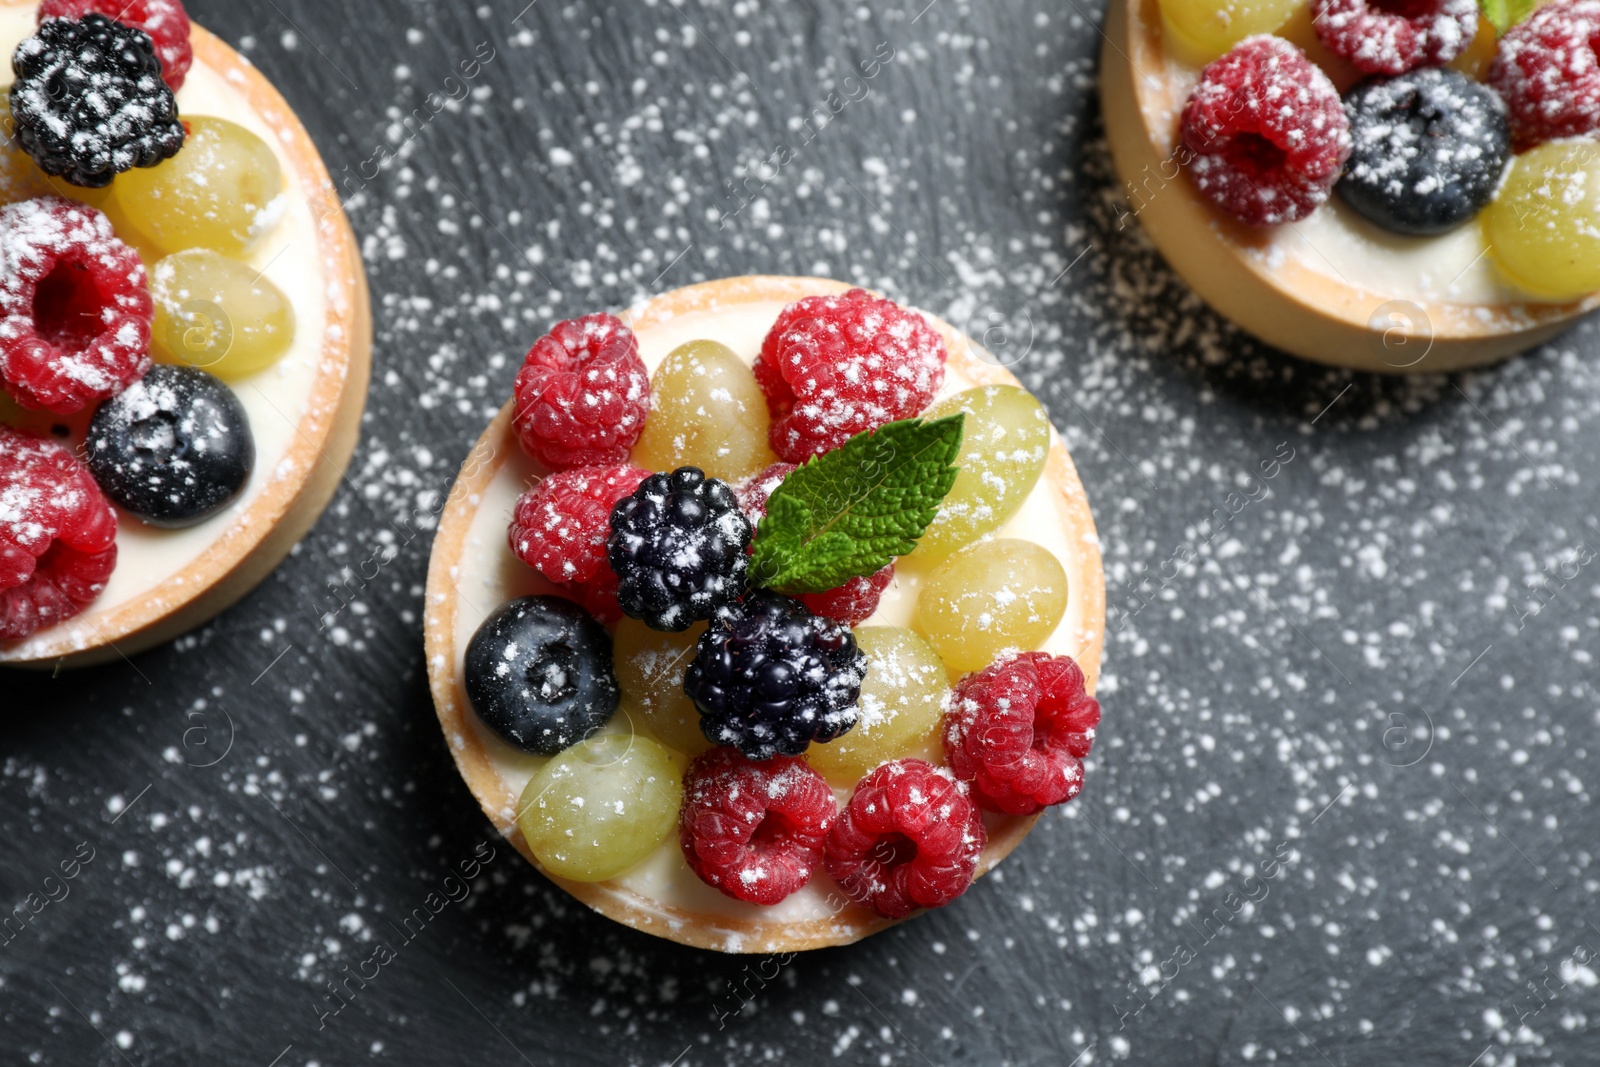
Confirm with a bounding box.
[6,2,1600,1066]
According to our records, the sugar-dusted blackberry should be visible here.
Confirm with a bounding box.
[606,467,751,632]
[10,14,184,188]
[1338,68,1511,237]
[684,591,866,761]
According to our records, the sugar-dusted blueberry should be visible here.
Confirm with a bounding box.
[85,364,254,528]
[1338,68,1511,237]
[464,595,619,756]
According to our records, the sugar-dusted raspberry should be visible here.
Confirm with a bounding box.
[38,0,194,92]
[824,758,985,919]
[944,651,1100,816]
[0,427,117,641]
[797,564,895,626]
[512,313,650,470]
[754,290,947,462]
[679,747,838,905]
[559,565,623,625]
[1311,0,1477,76]
[1490,0,1600,152]
[734,460,797,526]
[509,464,650,585]
[1181,36,1352,227]
[0,197,153,415]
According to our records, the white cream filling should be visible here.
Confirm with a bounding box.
[445,298,1100,934]
[0,11,330,650]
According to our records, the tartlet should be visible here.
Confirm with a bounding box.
[425,276,1106,953]
[1101,0,1600,373]
[0,0,370,667]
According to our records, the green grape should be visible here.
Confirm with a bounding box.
[914,539,1067,675]
[1157,0,1302,62]
[1485,140,1600,302]
[913,385,1050,562]
[516,733,686,883]
[111,116,284,258]
[612,617,711,756]
[632,340,777,482]
[150,249,296,379]
[805,627,949,785]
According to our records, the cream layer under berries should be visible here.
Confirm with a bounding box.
[427,277,1106,952]
[1104,0,1600,367]
[0,0,366,661]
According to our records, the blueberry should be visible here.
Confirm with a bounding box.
[464,595,619,756]
[1338,68,1511,237]
[85,365,254,528]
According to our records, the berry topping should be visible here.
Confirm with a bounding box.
[513,313,650,470]
[684,590,866,761]
[753,289,947,462]
[85,365,254,528]
[823,758,985,919]
[796,564,895,626]
[0,427,117,641]
[1489,0,1600,152]
[1311,0,1478,76]
[1180,35,1353,226]
[1338,69,1511,236]
[10,14,184,189]
[509,464,650,585]
[464,595,619,756]
[607,467,751,632]
[679,747,838,905]
[0,197,152,415]
[943,652,1101,816]
[38,0,193,92]
[734,460,796,525]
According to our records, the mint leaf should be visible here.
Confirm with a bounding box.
[1480,0,1536,31]
[750,415,965,594]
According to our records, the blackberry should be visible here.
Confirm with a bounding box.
[684,591,865,761]
[607,466,751,632]
[10,14,184,188]
[1338,68,1511,237]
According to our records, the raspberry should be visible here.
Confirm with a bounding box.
[1489,0,1600,152]
[509,464,650,586]
[559,565,623,625]
[1180,36,1352,227]
[944,652,1100,816]
[734,460,797,526]
[607,467,751,631]
[0,197,153,415]
[823,759,985,919]
[10,14,184,188]
[0,427,117,641]
[512,313,650,470]
[685,591,866,761]
[797,564,895,626]
[754,290,947,463]
[1311,0,1477,76]
[38,0,194,92]
[679,748,838,905]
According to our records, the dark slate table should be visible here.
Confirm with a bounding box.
[7,1,1599,1064]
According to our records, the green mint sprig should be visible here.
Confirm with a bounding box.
[749,415,965,594]
[1479,0,1537,32]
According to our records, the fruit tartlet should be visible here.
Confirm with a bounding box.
[426,277,1106,952]
[1101,0,1600,372]
[0,0,370,666]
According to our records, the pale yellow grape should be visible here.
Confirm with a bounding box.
[150,250,297,379]
[1485,140,1600,302]
[632,340,778,482]
[805,627,949,785]
[517,733,686,882]
[612,617,711,756]
[913,385,1050,562]
[112,116,284,258]
[914,539,1067,675]
[1157,0,1302,63]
